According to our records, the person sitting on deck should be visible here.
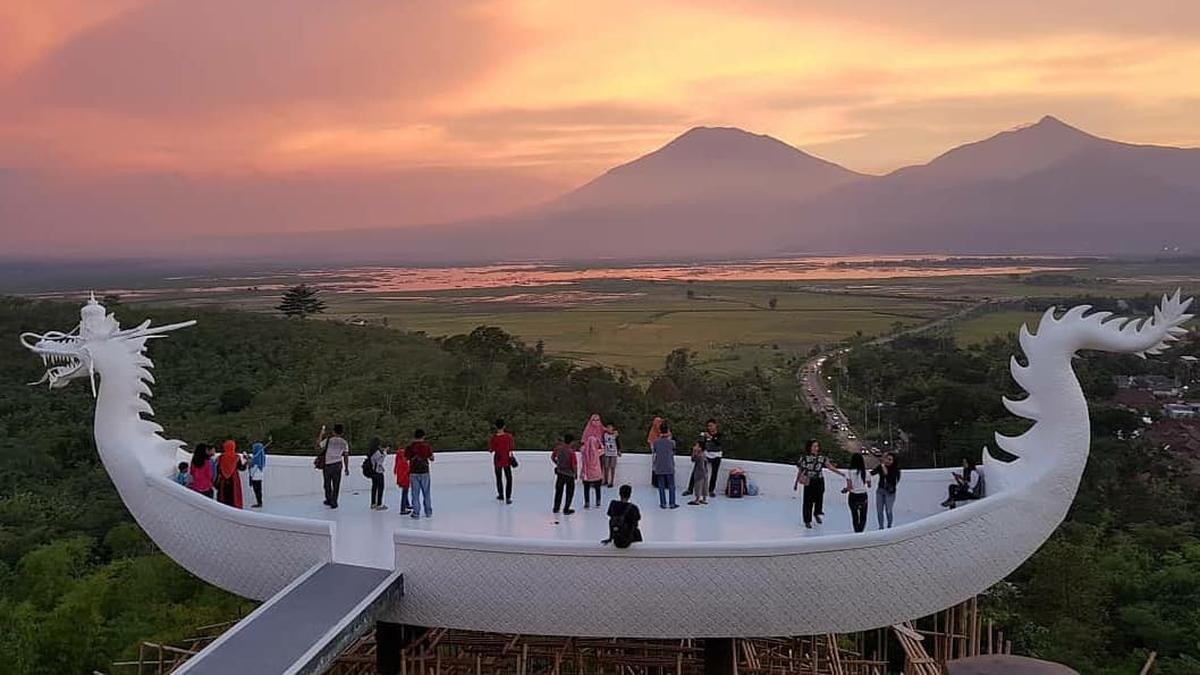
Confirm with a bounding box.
[941,458,985,508]
[602,484,643,548]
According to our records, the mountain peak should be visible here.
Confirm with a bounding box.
[547,126,863,212]
[654,126,807,161]
[1014,115,1092,138]
[896,115,1107,183]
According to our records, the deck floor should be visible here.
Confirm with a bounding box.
[261,478,936,569]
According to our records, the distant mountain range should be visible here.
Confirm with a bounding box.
[369,115,1200,261]
[4,116,1198,262]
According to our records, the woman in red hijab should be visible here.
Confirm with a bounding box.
[215,440,246,509]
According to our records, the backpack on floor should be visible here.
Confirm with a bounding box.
[726,473,746,498]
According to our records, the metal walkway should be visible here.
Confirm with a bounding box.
[177,563,402,675]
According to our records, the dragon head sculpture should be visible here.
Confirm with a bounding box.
[20,295,194,395]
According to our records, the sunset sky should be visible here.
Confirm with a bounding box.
[3,0,1200,250]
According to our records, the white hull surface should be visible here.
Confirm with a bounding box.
[21,293,1192,637]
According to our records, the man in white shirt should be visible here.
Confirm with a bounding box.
[317,423,350,509]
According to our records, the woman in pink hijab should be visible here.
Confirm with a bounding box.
[579,413,606,508]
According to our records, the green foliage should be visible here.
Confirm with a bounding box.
[0,296,827,672]
[840,326,1200,671]
[276,283,326,318]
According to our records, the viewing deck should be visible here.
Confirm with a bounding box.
[251,451,957,569]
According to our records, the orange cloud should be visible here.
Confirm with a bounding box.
[1,0,1199,184]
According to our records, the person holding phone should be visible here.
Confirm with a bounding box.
[316,424,350,509]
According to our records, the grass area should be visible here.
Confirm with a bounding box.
[324,282,956,373]
[952,310,1044,345]
[58,256,1199,375]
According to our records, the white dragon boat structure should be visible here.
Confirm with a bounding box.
[20,292,1192,639]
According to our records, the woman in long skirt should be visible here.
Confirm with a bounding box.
[687,440,709,505]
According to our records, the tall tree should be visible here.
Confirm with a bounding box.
[276,284,326,318]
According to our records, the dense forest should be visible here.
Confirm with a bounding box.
[0,296,832,674]
[835,310,1200,674]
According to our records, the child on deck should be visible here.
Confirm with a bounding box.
[601,423,620,487]
[393,444,412,515]
[174,462,191,487]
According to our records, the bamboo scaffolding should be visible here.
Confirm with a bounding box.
[107,594,1031,675]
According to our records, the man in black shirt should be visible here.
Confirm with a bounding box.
[602,484,642,548]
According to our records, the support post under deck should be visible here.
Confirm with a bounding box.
[704,637,735,675]
[376,622,430,675]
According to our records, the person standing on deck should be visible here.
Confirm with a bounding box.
[393,442,412,515]
[651,424,679,510]
[601,422,621,487]
[551,433,578,515]
[579,414,606,509]
[317,424,351,509]
[646,416,663,486]
[406,429,435,519]
[795,439,845,529]
[686,438,709,505]
[871,452,901,528]
[248,440,269,508]
[368,437,387,510]
[489,419,515,504]
[843,453,871,533]
[214,440,246,509]
[188,443,214,499]
[683,419,723,497]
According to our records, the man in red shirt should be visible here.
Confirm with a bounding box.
[405,429,434,519]
[489,419,515,504]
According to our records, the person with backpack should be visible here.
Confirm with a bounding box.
[842,453,871,533]
[489,419,515,504]
[551,433,578,516]
[316,424,350,509]
[406,429,435,519]
[602,484,643,548]
[366,437,387,510]
[393,440,412,515]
